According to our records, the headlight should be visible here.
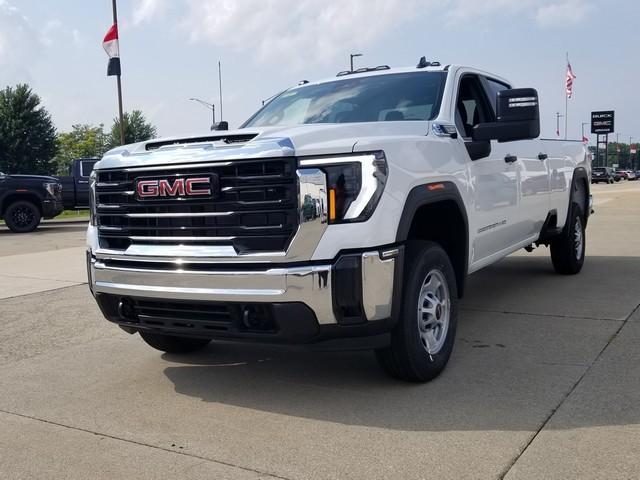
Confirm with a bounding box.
[89,170,97,226]
[43,182,61,197]
[299,152,387,224]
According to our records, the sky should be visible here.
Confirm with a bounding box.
[1,0,639,143]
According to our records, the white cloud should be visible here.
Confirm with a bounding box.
[442,0,594,27]
[535,0,595,27]
[180,0,426,68]
[131,0,593,68]
[41,18,63,46]
[0,0,40,81]
[133,0,168,25]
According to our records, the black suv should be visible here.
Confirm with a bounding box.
[591,167,614,184]
[0,172,63,232]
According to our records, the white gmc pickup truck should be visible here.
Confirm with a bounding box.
[87,61,591,382]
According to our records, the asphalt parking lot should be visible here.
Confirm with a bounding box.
[0,182,638,480]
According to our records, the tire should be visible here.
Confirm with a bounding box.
[375,241,458,382]
[139,331,211,354]
[4,200,41,233]
[550,202,585,275]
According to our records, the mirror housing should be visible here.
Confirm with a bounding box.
[472,88,540,143]
[211,121,229,131]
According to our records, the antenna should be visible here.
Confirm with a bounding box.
[218,61,223,122]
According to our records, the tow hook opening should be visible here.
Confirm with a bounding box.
[118,297,139,322]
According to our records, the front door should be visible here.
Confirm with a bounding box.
[481,77,550,239]
[455,74,519,265]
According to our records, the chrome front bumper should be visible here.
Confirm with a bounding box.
[88,247,398,326]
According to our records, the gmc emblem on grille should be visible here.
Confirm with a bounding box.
[136,177,213,199]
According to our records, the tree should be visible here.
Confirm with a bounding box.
[53,124,109,175]
[0,84,57,174]
[108,110,157,149]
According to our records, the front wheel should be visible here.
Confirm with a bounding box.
[139,331,211,354]
[375,241,458,382]
[4,201,41,233]
[550,203,585,275]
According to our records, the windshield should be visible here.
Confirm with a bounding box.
[243,72,447,128]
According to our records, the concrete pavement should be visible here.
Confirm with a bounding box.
[0,181,639,479]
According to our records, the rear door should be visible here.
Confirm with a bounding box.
[480,77,550,240]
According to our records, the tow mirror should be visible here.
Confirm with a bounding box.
[211,121,229,131]
[472,88,540,143]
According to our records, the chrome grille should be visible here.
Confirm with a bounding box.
[95,158,298,253]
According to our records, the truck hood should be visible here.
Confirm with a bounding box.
[95,122,431,170]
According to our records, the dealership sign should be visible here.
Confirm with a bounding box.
[591,111,615,134]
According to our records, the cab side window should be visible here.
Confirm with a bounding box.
[455,75,493,139]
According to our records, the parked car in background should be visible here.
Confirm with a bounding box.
[618,170,636,180]
[591,167,614,184]
[612,169,623,182]
[0,172,63,232]
[56,158,98,209]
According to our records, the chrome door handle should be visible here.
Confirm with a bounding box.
[78,180,89,184]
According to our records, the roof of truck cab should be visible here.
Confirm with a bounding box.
[291,64,511,90]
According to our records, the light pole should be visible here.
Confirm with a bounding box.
[189,98,215,131]
[556,112,564,137]
[350,53,362,72]
[629,136,634,170]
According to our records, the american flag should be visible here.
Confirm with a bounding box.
[566,62,576,98]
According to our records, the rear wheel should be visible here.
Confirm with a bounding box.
[550,203,585,275]
[375,241,458,382]
[4,201,41,233]
[139,331,211,354]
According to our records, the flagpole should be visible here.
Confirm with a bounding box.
[564,53,568,140]
[112,0,125,145]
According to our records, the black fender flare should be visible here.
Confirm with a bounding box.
[395,181,469,296]
[569,167,590,226]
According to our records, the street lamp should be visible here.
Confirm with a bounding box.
[189,97,216,131]
[350,53,363,72]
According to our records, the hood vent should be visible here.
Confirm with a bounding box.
[145,134,258,151]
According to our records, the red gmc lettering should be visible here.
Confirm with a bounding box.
[136,177,211,198]
[185,177,212,196]
[158,179,186,197]
[137,180,159,198]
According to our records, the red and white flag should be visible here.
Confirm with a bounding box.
[102,23,121,76]
[565,61,576,98]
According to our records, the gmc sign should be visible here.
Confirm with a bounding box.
[136,176,215,199]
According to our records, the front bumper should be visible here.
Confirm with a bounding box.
[42,199,63,219]
[88,246,401,345]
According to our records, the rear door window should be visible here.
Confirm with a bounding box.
[80,161,97,177]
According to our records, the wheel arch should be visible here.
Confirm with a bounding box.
[0,192,43,216]
[396,182,469,297]
[570,167,590,225]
